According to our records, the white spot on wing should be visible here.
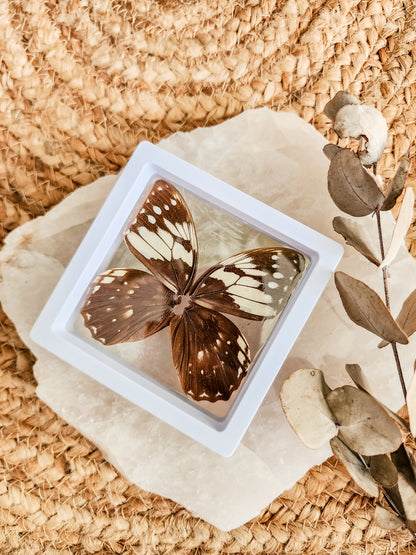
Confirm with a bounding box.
[231,295,275,317]
[267,282,279,289]
[127,232,164,261]
[111,270,127,277]
[238,276,261,288]
[175,222,189,240]
[238,351,245,364]
[164,219,181,237]
[172,242,193,266]
[139,227,173,260]
[148,215,156,224]
[197,351,203,361]
[125,309,133,318]
[237,336,246,350]
[243,268,268,277]
[210,268,239,287]
[158,228,174,248]
[228,285,273,303]
[153,206,162,215]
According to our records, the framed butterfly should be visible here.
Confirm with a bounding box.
[81,180,306,402]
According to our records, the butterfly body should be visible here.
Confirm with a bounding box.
[81,180,306,402]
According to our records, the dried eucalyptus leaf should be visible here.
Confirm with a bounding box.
[334,104,388,166]
[370,455,399,488]
[323,144,342,161]
[324,91,361,121]
[333,217,380,266]
[345,363,372,393]
[280,369,337,449]
[326,386,403,456]
[345,364,409,431]
[380,288,416,349]
[374,505,404,530]
[398,474,416,522]
[330,436,379,497]
[396,288,416,339]
[335,272,409,344]
[381,187,415,268]
[391,445,416,485]
[328,149,385,217]
[381,151,409,211]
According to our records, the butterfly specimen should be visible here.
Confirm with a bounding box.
[81,180,306,402]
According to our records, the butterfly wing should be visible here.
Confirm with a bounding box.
[81,268,175,345]
[170,305,251,402]
[125,179,198,294]
[191,247,306,320]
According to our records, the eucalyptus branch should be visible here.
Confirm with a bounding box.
[372,164,407,400]
[282,92,416,536]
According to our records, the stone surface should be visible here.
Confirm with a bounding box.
[1,108,415,531]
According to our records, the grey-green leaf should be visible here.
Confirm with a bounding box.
[280,369,337,449]
[323,144,342,161]
[330,436,379,497]
[394,288,416,339]
[333,217,380,266]
[370,454,399,489]
[381,151,409,211]
[374,505,404,530]
[345,364,409,431]
[335,272,409,344]
[345,363,372,393]
[379,289,416,348]
[398,474,416,522]
[326,386,403,456]
[324,91,361,121]
[327,149,385,217]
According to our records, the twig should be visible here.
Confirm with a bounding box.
[354,449,404,519]
[373,164,407,400]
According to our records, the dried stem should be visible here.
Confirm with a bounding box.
[373,164,407,400]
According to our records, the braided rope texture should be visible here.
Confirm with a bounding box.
[1,0,416,552]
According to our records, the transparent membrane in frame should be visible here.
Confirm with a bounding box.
[74,178,310,419]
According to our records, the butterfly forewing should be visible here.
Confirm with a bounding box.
[191,247,306,320]
[125,180,198,294]
[81,268,175,345]
[170,305,251,402]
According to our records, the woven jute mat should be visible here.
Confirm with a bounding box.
[1,1,416,553]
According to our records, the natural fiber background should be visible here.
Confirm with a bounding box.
[1,0,416,553]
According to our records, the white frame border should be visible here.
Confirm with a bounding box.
[31,141,343,457]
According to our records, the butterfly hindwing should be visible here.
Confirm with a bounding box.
[81,268,175,345]
[191,247,306,320]
[125,179,198,294]
[170,305,251,402]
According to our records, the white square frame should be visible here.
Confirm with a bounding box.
[31,141,343,457]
